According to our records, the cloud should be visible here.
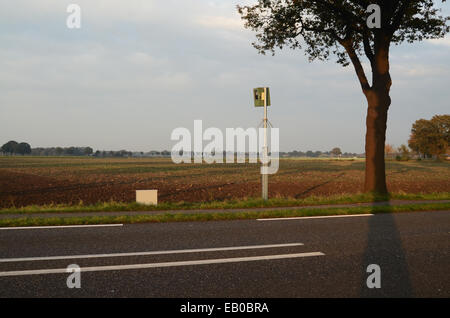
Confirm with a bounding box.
[393,64,448,78]
[0,0,449,152]
[195,15,244,31]
[427,36,450,46]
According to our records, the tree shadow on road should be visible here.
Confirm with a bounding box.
[360,201,413,297]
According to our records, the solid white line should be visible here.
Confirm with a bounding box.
[0,252,325,277]
[0,224,123,230]
[257,214,374,221]
[0,243,304,263]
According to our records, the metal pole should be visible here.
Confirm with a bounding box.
[262,87,268,200]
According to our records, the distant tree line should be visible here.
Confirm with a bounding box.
[1,142,95,157]
[30,147,93,156]
[93,150,132,157]
[171,148,359,158]
[1,141,32,155]
[1,141,359,158]
[280,148,360,158]
[95,150,172,157]
[131,150,171,157]
[0,143,173,157]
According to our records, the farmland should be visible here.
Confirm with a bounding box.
[0,156,449,209]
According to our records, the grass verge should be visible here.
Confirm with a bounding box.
[0,202,448,227]
[1,192,449,215]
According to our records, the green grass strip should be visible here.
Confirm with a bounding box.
[1,192,449,215]
[0,202,448,227]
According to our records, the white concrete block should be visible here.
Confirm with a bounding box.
[136,190,158,205]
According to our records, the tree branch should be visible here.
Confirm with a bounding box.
[341,40,371,92]
[362,30,375,66]
[389,0,411,35]
[300,25,342,42]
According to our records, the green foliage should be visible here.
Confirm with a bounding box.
[31,146,95,156]
[84,147,93,155]
[396,144,410,160]
[408,114,450,158]
[1,141,19,154]
[331,147,342,156]
[16,142,32,155]
[1,141,31,155]
[237,1,449,65]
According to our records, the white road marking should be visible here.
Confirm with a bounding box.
[0,243,304,263]
[257,214,374,221]
[0,224,123,230]
[0,252,325,277]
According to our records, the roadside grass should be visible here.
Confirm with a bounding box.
[1,192,449,215]
[0,202,448,227]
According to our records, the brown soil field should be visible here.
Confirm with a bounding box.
[0,157,449,208]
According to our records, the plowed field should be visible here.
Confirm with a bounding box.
[0,157,448,208]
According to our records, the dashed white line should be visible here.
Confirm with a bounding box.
[0,243,304,263]
[0,252,325,277]
[257,214,374,221]
[0,224,123,230]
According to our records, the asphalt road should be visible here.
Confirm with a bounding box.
[0,211,449,297]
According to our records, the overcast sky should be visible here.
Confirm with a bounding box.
[1,1,449,153]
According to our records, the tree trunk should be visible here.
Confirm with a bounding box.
[361,35,393,194]
[364,88,390,194]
